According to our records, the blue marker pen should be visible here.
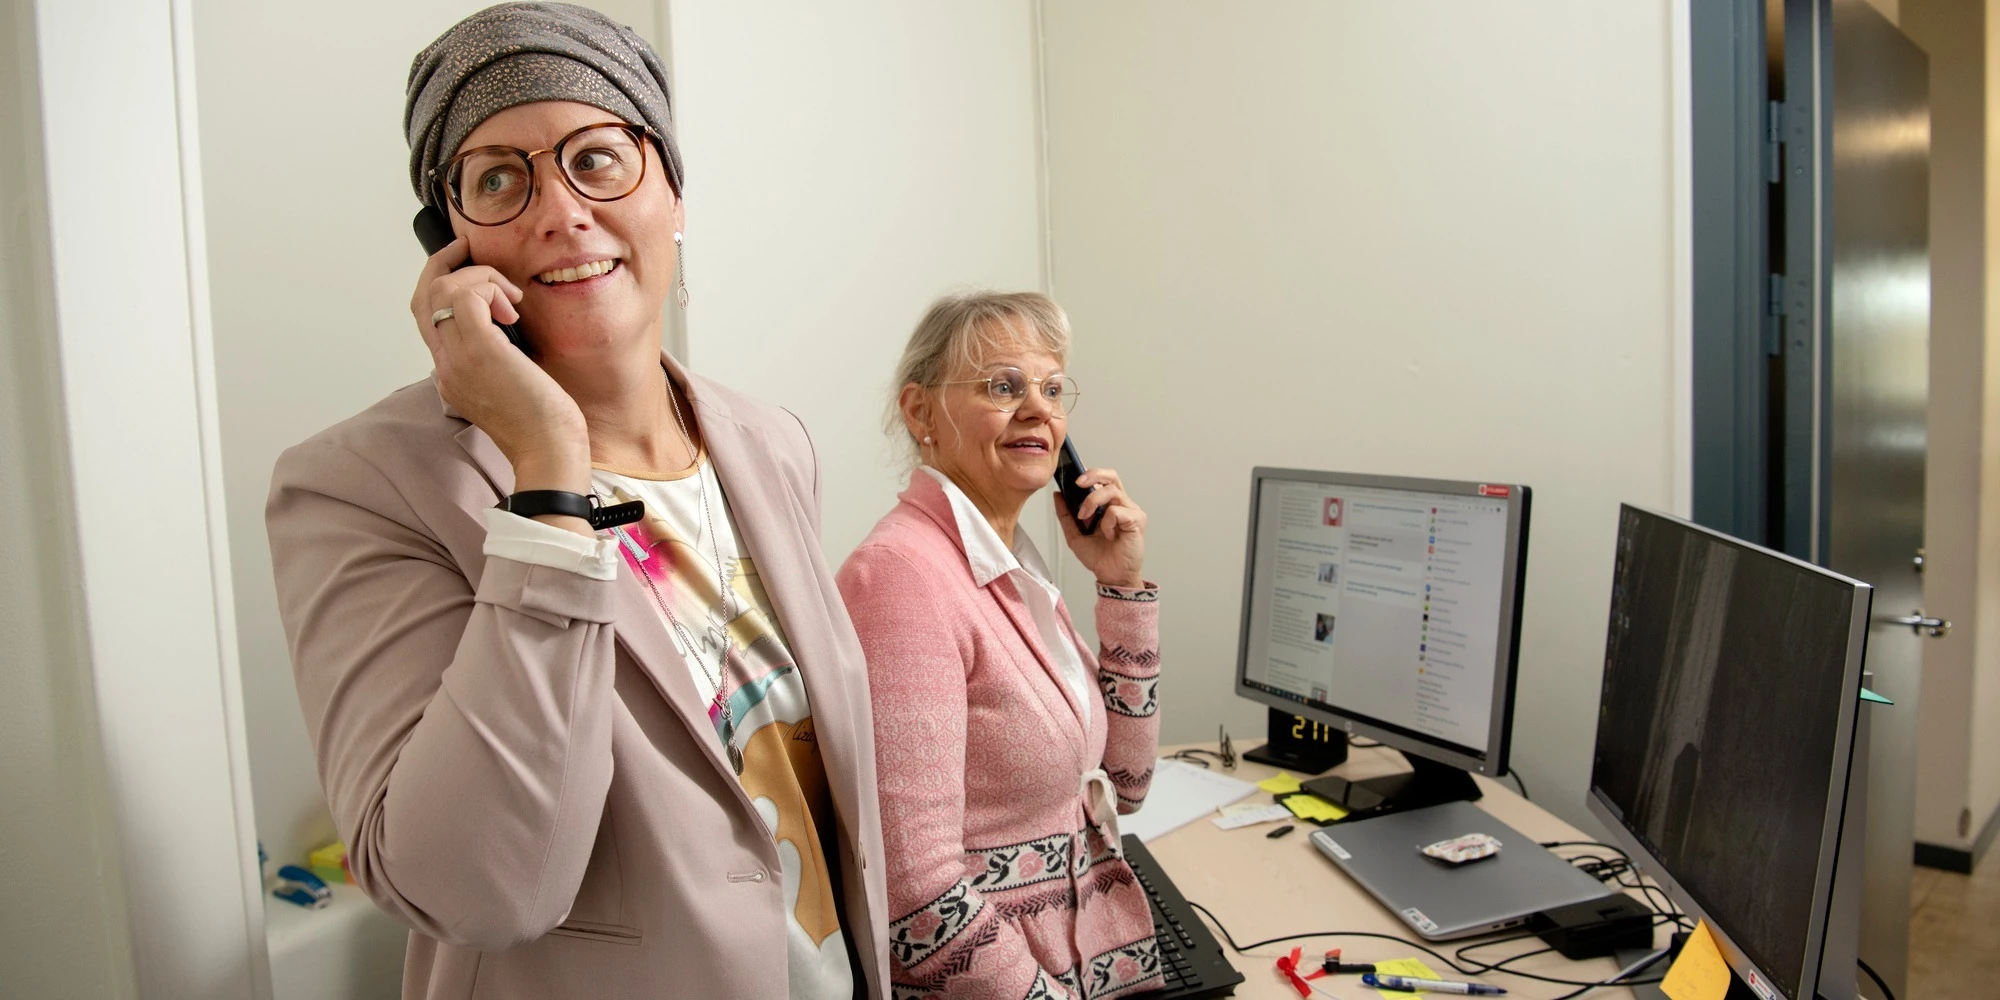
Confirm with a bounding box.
[1361,973,1506,995]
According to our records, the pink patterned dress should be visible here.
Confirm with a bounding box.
[836,471,1163,999]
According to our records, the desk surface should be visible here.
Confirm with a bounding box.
[1144,742,1669,1000]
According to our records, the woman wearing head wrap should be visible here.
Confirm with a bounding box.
[265,5,887,997]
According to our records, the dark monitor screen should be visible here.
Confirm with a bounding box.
[1590,507,1866,999]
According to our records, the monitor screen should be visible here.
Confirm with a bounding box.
[1591,507,1863,999]
[1237,470,1524,763]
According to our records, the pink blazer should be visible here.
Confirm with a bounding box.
[266,353,889,999]
[835,472,1164,1000]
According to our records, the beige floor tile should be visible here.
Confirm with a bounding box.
[1907,847,2000,1000]
[1910,866,1943,912]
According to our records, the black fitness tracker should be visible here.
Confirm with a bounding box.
[499,490,644,531]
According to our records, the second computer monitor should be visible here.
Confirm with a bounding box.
[1587,506,1871,1000]
[1234,468,1530,781]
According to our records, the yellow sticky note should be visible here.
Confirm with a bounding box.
[1281,794,1350,823]
[1371,957,1443,997]
[1257,772,1303,794]
[1661,921,1734,1000]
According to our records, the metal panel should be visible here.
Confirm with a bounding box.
[1689,0,1773,544]
[1787,1,1930,995]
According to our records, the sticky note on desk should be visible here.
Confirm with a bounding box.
[1661,921,1733,1000]
[1370,958,1442,997]
[1281,793,1349,823]
[1257,771,1303,794]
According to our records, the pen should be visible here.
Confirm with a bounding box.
[1361,973,1505,995]
[1267,825,1296,839]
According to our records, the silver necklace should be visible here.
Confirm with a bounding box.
[610,370,744,773]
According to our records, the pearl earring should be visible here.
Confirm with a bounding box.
[922,436,933,445]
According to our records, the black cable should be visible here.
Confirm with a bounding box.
[1607,867,1690,928]
[1184,899,1470,974]
[1509,770,1531,801]
[1543,840,1692,929]
[1166,747,1235,770]
[1542,954,1669,1000]
[1858,957,1898,1000]
[1451,918,1674,991]
[1184,899,1671,991]
[1540,840,1630,853]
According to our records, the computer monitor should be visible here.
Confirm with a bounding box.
[1233,468,1531,818]
[1587,506,1871,1000]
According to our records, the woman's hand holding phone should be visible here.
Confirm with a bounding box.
[411,238,591,501]
[1055,465,1148,590]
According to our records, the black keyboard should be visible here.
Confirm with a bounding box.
[1123,834,1245,999]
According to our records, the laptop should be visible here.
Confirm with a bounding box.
[1308,800,1612,940]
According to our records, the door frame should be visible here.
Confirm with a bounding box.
[26,0,270,996]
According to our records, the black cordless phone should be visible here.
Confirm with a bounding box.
[414,206,531,353]
[1055,436,1101,535]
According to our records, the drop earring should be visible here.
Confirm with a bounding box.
[673,231,689,309]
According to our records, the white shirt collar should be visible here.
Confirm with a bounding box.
[919,466,1088,726]
[919,466,1054,591]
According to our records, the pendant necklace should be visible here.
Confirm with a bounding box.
[610,370,744,774]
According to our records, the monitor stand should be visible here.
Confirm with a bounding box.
[1300,752,1481,823]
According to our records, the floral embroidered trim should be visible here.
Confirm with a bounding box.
[1098,668,1159,717]
[1074,829,1120,877]
[1076,861,1139,908]
[1107,763,1152,793]
[966,832,1073,894]
[1023,966,1067,999]
[1098,645,1160,671]
[889,879,985,970]
[1056,966,1084,997]
[1084,935,1164,997]
[1095,583,1159,602]
[988,883,1076,922]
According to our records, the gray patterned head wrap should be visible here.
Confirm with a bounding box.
[405,2,684,208]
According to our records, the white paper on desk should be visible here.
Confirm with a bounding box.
[1120,758,1260,842]
[1212,803,1293,830]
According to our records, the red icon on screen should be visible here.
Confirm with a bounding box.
[1323,497,1343,527]
[1477,484,1511,498]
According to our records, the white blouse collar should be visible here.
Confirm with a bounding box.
[918,466,1054,590]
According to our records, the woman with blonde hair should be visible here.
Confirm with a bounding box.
[838,292,1163,998]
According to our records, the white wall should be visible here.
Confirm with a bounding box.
[665,0,1049,559]
[1038,0,1682,830]
[0,0,139,993]
[193,0,662,872]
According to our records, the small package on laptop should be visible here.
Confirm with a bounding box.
[1420,832,1502,866]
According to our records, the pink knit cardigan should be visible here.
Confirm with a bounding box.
[836,472,1164,1000]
